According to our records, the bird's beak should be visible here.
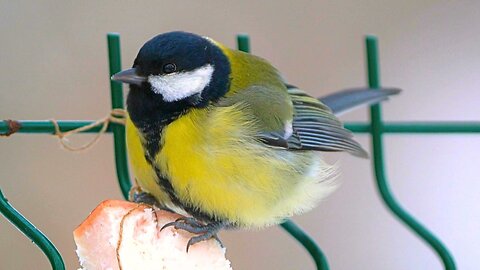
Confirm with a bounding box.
[111,68,147,86]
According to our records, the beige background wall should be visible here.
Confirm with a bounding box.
[1,1,479,269]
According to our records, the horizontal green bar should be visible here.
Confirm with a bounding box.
[345,122,480,133]
[0,120,121,134]
[345,123,371,133]
[2,120,479,135]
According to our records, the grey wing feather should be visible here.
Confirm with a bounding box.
[258,85,401,157]
[286,87,368,157]
[319,87,401,115]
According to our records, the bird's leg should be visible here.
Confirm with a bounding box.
[128,184,143,201]
[161,217,227,252]
[131,190,160,206]
[130,190,175,213]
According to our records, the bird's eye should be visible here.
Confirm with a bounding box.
[163,63,176,74]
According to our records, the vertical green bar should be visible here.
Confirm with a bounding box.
[107,33,131,199]
[237,34,250,53]
[366,36,380,89]
[235,33,329,270]
[366,35,456,270]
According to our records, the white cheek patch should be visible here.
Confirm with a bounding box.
[148,64,214,102]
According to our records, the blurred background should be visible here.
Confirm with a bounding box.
[1,1,479,269]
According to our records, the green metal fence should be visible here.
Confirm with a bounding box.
[1,32,476,270]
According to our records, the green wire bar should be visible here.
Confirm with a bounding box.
[3,121,480,134]
[281,220,329,270]
[237,34,330,270]
[236,34,251,53]
[0,33,473,270]
[107,33,132,199]
[0,120,112,133]
[0,189,65,270]
[366,35,456,270]
[346,122,480,133]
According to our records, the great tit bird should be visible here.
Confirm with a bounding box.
[112,31,399,250]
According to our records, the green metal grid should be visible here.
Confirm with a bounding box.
[1,32,475,270]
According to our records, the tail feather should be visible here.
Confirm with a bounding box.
[318,87,401,115]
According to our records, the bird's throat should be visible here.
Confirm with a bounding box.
[126,86,190,159]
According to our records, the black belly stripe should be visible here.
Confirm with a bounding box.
[144,153,218,223]
[128,97,222,223]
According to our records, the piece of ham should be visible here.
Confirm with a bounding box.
[73,200,232,270]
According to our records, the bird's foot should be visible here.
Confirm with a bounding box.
[131,190,160,206]
[161,217,226,252]
[130,190,176,213]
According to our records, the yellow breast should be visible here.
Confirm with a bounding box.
[127,105,336,228]
[155,104,335,227]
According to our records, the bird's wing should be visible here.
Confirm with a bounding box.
[216,84,368,158]
[215,84,294,139]
[282,86,368,157]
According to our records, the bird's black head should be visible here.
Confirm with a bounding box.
[112,31,231,128]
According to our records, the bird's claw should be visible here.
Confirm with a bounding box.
[160,217,226,252]
[186,230,220,252]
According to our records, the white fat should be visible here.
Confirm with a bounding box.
[148,64,214,102]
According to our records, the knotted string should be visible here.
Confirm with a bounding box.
[51,109,126,151]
